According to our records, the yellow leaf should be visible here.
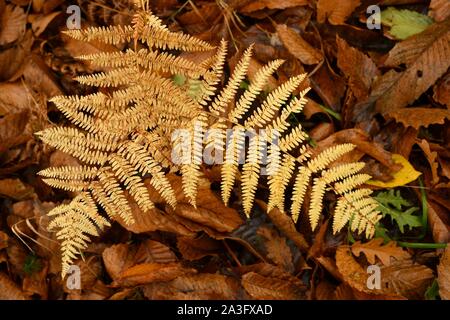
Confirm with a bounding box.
[367,154,421,188]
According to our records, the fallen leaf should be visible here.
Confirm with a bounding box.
[336,36,379,100]
[0,178,34,200]
[433,71,450,107]
[335,246,370,293]
[0,231,8,250]
[114,262,196,287]
[239,263,306,299]
[144,273,240,300]
[428,202,450,244]
[351,239,411,266]
[0,272,27,300]
[429,0,450,22]
[367,154,422,188]
[416,139,440,185]
[0,4,26,45]
[240,0,309,13]
[177,235,221,261]
[317,0,361,25]
[386,107,450,130]
[376,19,450,113]
[381,7,433,40]
[379,259,434,299]
[257,226,294,273]
[437,245,450,300]
[276,24,323,65]
[30,11,61,37]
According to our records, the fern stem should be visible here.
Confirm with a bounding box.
[397,242,447,249]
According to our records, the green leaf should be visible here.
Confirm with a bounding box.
[172,74,186,86]
[425,279,439,300]
[381,7,433,40]
[375,190,411,210]
[374,190,423,233]
[375,223,391,243]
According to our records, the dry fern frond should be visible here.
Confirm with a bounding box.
[38,6,381,277]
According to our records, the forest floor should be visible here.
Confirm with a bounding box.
[0,0,449,300]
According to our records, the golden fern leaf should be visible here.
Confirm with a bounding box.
[209,45,253,116]
[290,166,312,223]
[267,154,295,212]
[241,134,262,216]
[108,154,154,212]
[221,127,245,205]
[244,74,307,128]
[229,59,284,123]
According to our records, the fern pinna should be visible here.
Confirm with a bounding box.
[37,1,381,276]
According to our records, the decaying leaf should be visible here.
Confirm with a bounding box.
[417,139,440,185]
[376,19,450,113]
[381,7,433,40]
[0,272,27,300]
[257,226,294,272]
[276,24,323,65]
[336,36,379,100]
[240,0,309,13]
[317,0,361,25]
[351,239,411,266]
[0,4,26,45]
[429,0,450,22]
[437,245,450,300]
[113,262,196,287]
[367,154,422,188]
[386,107,450,130]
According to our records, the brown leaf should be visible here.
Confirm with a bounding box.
[23,260,48,299]
[0,30,33,81]
[0,178,34,200]
[428,202,450,244]
[30,11,61,37]
[429,0,450,22]
[102,240,177,281]
[417,139,440,185]
[240,0,309,13]
[386,107,450,130]
[0,109,31,154]
[177,235,221,261]
[433,71,450,107]
[379,259,434,299]
[0,5,26,45]
[376,19,450,113]
[351,239,411,266]
[143,273,240,300]
[335,246,369,293]
[317,0,361,25]
[276,24,323,65]
[437,245,450,300]
[239,263,306,299]
[264,206,309,252]
[114,262,196,287]
[0,231,8,250]
[336,36,379,100]
[257,226,294,273]
[0,272,27,300]
[241,272,304,300]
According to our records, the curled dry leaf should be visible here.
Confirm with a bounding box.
[257,226,294,273]
[0,178,34,200]
[276,24,323,65]
[113,262,196,287]
[0,272,28,300]
[336,36,379,100]
[0,231,8,250]
[351,239,411,266]
[428,202,450,244]
[433,71,450,107]
[335,246,370,293]
[437,245,450,300]
[317,0,361,25]
[386,108,450,130]
[417,139,440,185]
[376,19,450,113]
